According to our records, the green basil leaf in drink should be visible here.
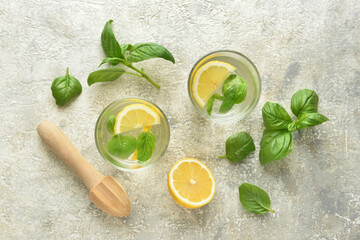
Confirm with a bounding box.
[291,89,319,117]
[262,102,293,130]
[51,68,82,106]
[222,74,248,103]
[106,114,116,135]
[127,43,175,64]
[259,130,293,164]
[99,57,125,67]
[137,131,156,163]
[239,183,275,214]
[219,74,247,113]
[294,112,329,130]
[106,134,137,159]
[219,132,255,162]
[206,95,216,116]
[87,68,125,86]
[101,19,123,59]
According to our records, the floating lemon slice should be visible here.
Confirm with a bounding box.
[168,158,216,209]
[193,61,236,107]
[114,104,160,134]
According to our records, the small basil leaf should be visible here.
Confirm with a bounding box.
[259,130,293,164]
[294,112,329,130]
[106,134,137,159]
[262,102,293,130]
[206,95,216,116]
[120,43,132,54]
[291,89,319,117]
[239,183,275,214]
[99,57,125,67]
[101,20,123,59]
[106,114,116,135]
[287,122,297,132]
[51,68,82,106]
[87,68,125,86]
[137,131,156,163]
[221,132,255,162]
[127,43,175,64]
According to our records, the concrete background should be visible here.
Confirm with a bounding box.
[1,0,359,239]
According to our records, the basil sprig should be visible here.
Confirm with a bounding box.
[239,183,274,214]
[260,89,328,164]
[88,19,175,88]
[51,68,82,106]
[206,73,248,116]
[219,132,255,162]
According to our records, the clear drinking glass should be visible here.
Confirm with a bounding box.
[95,97,170,171]
[188,50,261,123]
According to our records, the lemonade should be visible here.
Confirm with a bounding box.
[95,98,170,170]
[188,50,261,122]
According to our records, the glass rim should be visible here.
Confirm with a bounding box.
[187,50,262,123]
[94,97,170,171]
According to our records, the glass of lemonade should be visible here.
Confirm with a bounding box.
[188,50,261,123]
[95,97,170,171]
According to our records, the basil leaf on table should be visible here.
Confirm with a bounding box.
[120,43,132,53]
[106,114,116,135]
[219,74,248,114]
[291,89,319,117]
[294,112,329,130]
[106,134,137,159]
[101,19,123,59]
[219,132,255,162]
[262,102,293,131]
[136,131,156,163]
[51,68,82,106]
[259,130,293,164]
[206,95,216,116]
[99,57,125,67]
[87,68,125,86]
[127,43,175,64]
[239,183,275,214]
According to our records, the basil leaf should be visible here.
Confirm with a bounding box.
[291,89,319,117]
[136,131,156,163]
[219,74,247,113]
[206,95,216,116]
[99,57,125,67]
[87,68,125,86]
[239,183,275,214]
[294,112,329,130]
[51,68,82,106]
[101,19,123,59]
[259,130,293,164]
[106,134,137,159]
[106,114,116,135]
[120,43,132,53]
[127,43,175,64]
[262,102,293,130]
[220,132,255,162]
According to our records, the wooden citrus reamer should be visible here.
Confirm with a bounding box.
[37,120,130,217]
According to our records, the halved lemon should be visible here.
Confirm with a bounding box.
[168,158,216,209]
[114,104,160,134]
[192,61,236,107]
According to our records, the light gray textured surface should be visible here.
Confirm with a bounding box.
[1,0,359,239]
